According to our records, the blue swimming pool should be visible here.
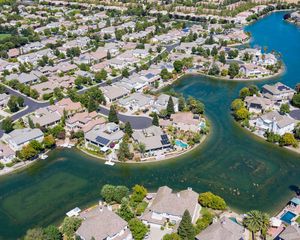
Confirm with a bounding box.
[280,211,296,224]
[175,139,189,148]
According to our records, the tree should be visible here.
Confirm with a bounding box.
[28,116,35,128]
[280,133,298,147]
[228,62,239,78]
[117,137,132,161]
[29,140,44,151]
[1,117,14,133]
[118,198,134,221]
[243,210,270,240]
[177,210,195,240]
[178,96,186,111]
[19,144,38,160]
[160,68,172,81]
[124,122,133,137]
[107,50,111,59]
[30,89,39,99]
[101,184,116,203]
[114,185,130,203]
[198,192,227,210]
[43,225,62,240]
[163,233,181,240]
[280,103,290,114]
[128,218,148,240]
[108,105,119,124]
[208,64,220,76]
[173,60,183,73]
[43,135,56,149]
[219,51,226,64]
[292,93,300,108]
[234,107,249,121]
[231,99,244,111]
[95,69,107,82]
[24,228,44,240]
[7,96,19,112]
[166,96,175,116]
[122,68,130,78]
[187,97,205,114]
[239,87,251,100]
[248,85,259,96]
[131,184,147,203]
[138,143,146,155]
[60,217,82,240]
[152,112,159,126]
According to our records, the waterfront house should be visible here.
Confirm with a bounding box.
[195,217,247,240]
[84,123,124,151]
[253,111,296,136]
[132,126,171,153]
[170,112,202,132]
[76,206,133,240]
[141,186,200,227]
[2,128,44,151]
[278,225,300,240]
[239,63,269,77]
[262,82,296,103]
[244,95,273,114]
[0,143,15,164]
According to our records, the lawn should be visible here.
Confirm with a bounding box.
[0,34,11,40]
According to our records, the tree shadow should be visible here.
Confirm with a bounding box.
[289,185,300,195]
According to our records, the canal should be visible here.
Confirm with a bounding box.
[0,11,299,239]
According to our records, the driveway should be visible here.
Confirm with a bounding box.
[145,226,172,240]
[98,106,152,129]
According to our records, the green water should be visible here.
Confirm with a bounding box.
[0,11,300,239]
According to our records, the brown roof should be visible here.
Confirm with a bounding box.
[171,112,199,126]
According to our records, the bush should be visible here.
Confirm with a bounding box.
[100,184,129,204]
[198,192,227,210]
[231,99,244,111]
[292,93,300,108]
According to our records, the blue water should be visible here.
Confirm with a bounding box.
[245,11,300,88]
[280,211,296,224]
[175,139,189,148]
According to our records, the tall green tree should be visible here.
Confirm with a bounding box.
[166,96,175,116]
[128,218,148,240]
[43,225,62,240]
[108,105,119,124]
[60,217,82,240]
[178,96,186,111]
[152,112,159,126]
[118,198,134,221]
[177,210,195,240]
[228,62,240,78]
[2,117,14,133]
[124,122,133,137]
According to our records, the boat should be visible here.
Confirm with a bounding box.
[105,160,115,166]
[66,207,81,217]
[40,154,48,160]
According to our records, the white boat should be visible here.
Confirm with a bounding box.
[40,154,48,160]
[105,160,115,166]
[66,207,81,217]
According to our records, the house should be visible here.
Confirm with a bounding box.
[28,107,62,128]
[101,85,130,103]
[17,49,54,65]
[239,63,269,77]
[0,93,10,108]
[6,72,39,85]
[118,92,154,112]
[49,98,83,117]
[277,225,300,240]
[152,94,179,113]
[66,111,101,132]
[170,112,203,132]
[195,217,247,240]
[253,111,296,135]
[76,206,132,240]
[244,95,273,114]
[141,186,200,227]
[0,143,15,164]
[7,48,20,58]
[2,128,44,151]
[31,81,60,96]
[132,126,171,153]
[85,123,124,151]
[262,82,296,102]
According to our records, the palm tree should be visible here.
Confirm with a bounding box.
[243,210,270,240]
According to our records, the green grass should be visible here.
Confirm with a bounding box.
[0,34,11,40]
[296,216,300,224]
[1,172,87,223]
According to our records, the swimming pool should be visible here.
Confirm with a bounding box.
[280,211,296,224]
[175,139,189,148]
